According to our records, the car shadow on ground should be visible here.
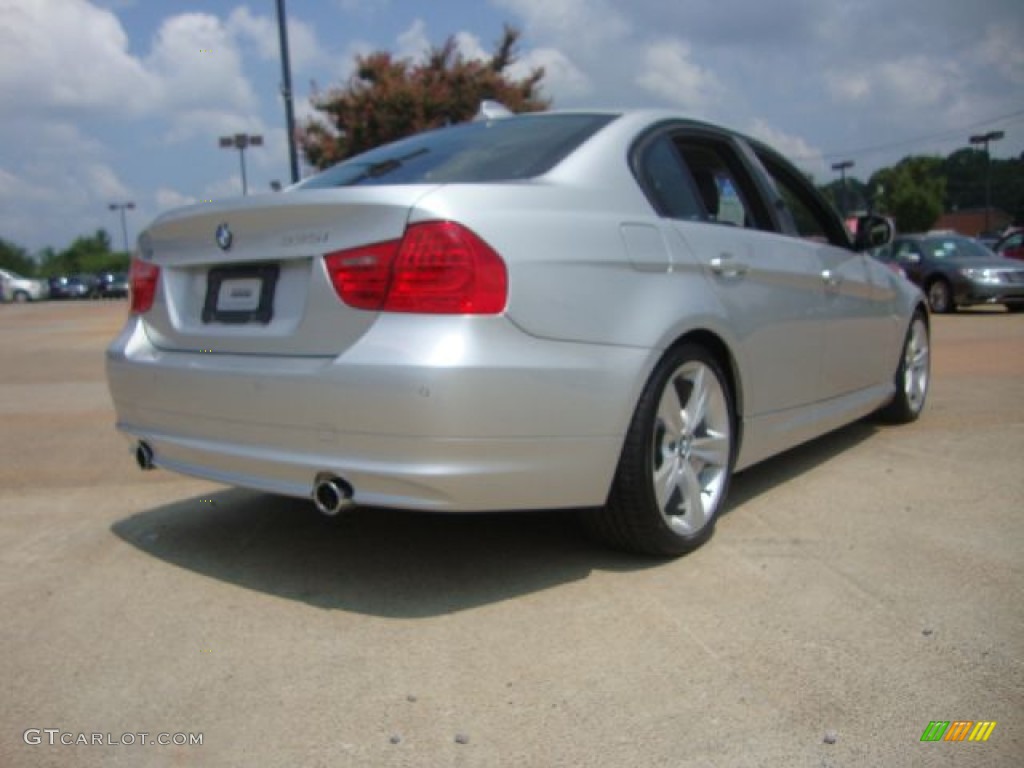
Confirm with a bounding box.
[111,420,879,618]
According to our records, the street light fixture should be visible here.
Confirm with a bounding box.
[969,130,1005,235]
[831,160,855,218]
[219,133,264,195]
[108,202,136,254]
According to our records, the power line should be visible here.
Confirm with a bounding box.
[794,108,1024,162]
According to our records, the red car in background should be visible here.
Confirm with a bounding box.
[995,228,1024,261]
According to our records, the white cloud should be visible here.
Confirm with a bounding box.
[825,71,871,104]
[396,19,431,62]
[748,119,826,177]
[0,0,154,115]
[493,0,630,55]
[226,6,323,72]
[145,13,256,114]
[204,175,246,200]
[636,39,722,111]
[876,56,962,109]
[510,48,591,99]
[155,187,196,210]
[334,0,390,14]
[979,22,1024,85]
[454,31,489,62]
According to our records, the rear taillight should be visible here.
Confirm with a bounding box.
[324,221,507,314]
[129,257,160,314]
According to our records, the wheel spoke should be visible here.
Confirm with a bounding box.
[682,366,709,428]
[691,431,729,468]
[677,461,707,532]
[656,386,685,439]
[653,456,679,514]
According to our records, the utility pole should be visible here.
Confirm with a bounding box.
[831,160,855,218]
[108,202,135,253]
[969,130,1005,235]
[219,134,264,195]
[276,0,300,184]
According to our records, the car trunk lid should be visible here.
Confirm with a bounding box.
[136,187,437,356]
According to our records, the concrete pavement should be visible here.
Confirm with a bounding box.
[1,301,1021,767]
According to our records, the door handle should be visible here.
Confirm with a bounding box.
[710,255,749,278]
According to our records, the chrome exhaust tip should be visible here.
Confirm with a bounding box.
[313,476,355,516]
[135,441,155,471]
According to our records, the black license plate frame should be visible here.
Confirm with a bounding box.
[201,263,280,324]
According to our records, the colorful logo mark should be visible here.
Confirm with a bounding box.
[920,721,996,742]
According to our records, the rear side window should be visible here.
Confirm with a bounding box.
[637,136,703,220]
[636,130,770,229]
[754,148,851,248]
[297,113,618,188]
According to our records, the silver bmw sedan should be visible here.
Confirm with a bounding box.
[106,109,929,556]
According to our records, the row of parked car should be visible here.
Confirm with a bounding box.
[0,269,128,303]
[869,227,1024,313]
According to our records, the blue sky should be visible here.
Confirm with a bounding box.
[1,0,1022,254]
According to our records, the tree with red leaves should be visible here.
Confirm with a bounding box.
[299,25,550,171]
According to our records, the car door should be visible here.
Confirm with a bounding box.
[892,239,927,283]
[636,130,826,417]
[748,146,894,398]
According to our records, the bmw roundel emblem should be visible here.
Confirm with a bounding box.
[215,222,233,251]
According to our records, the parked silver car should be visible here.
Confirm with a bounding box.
[106,110,929,556]
[0,268,49,302]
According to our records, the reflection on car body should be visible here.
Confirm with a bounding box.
[106,109,930,556]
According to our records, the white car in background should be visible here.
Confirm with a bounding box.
[0,268,49,302]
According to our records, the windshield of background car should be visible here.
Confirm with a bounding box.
[296,113,619,188]
[921,237,993,259]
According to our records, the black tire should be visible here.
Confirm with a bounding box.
[583,343,736,557]
[877,310,930,424]
[926,279,954,314]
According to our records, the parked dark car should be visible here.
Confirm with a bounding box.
[873,234,1024,313]
[95,272,129,298]
[994,228,1024,261]
[867,246,907,278]
[48,275,93,300]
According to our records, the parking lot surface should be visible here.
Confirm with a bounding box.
[1,301,1021,767]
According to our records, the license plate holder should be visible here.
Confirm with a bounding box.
[202,264,279,324]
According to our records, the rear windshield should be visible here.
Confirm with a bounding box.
[295,113,617,188]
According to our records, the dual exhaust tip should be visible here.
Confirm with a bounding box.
[134,441,354,516]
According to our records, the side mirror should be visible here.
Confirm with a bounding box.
[853,214,895,251]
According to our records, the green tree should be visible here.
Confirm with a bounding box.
[0,237,37,276]
[39,229,121,277]
[869,157,947,233]
[819,177,869,215]
[299,25,550,170]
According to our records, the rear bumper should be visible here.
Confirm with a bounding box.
[106,315,650,511]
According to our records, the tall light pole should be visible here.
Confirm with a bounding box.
[108,202,135,253]
[831,160,855,218]
[276,0,300,184]
[969,130,1005,235]
[219,133,264,195]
